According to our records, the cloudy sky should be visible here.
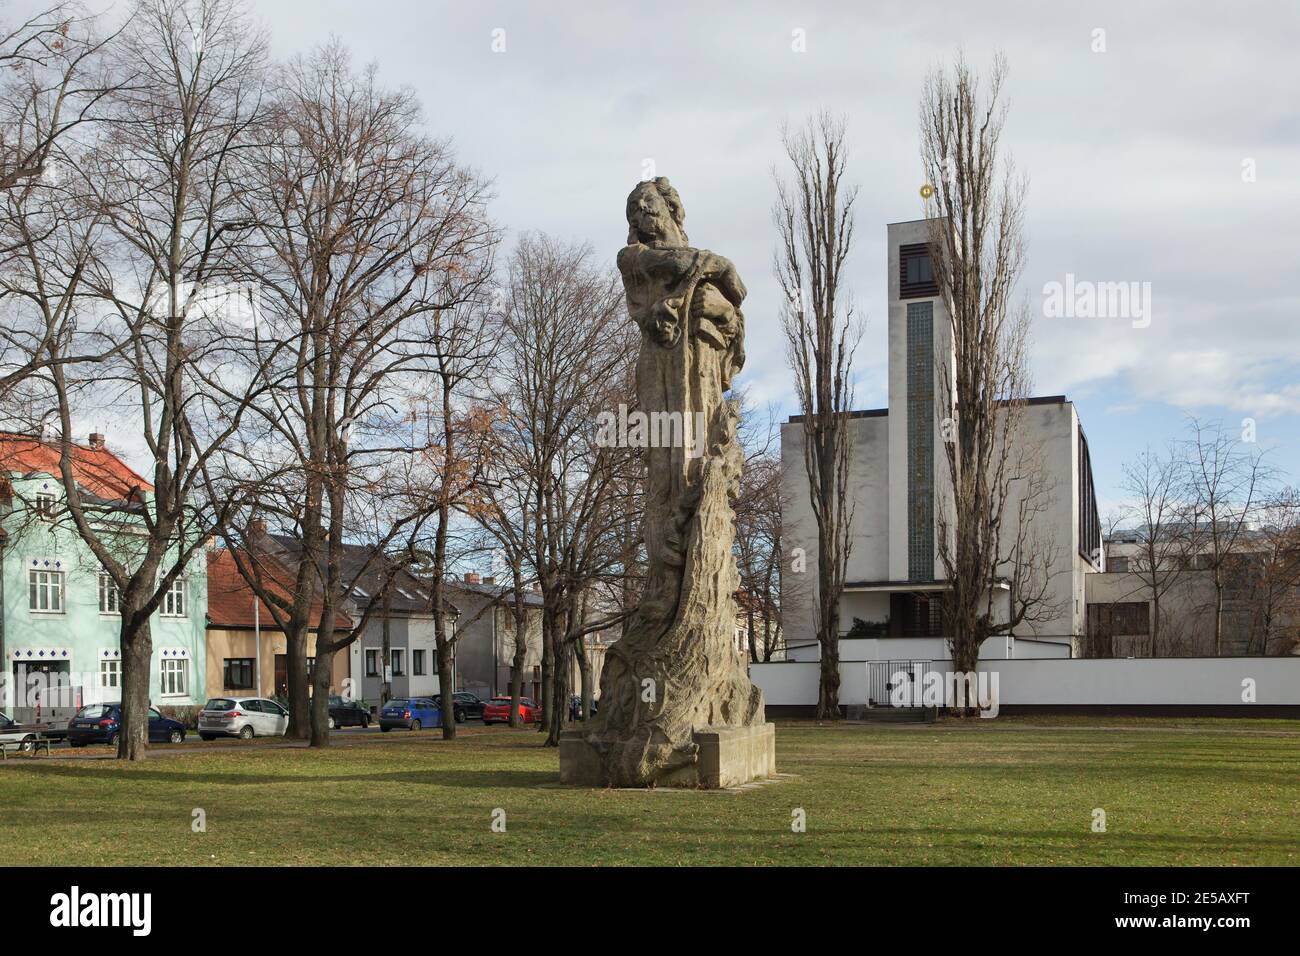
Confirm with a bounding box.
[68,1,1300,510]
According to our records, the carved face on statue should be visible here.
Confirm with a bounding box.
[626,178,687,248]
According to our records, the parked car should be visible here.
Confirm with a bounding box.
[435,692,486,723]
[66,704,187,747]
[0,710,41,752]
[197,697,289,740]
[327,696,371,729]
[568,695,599,719]
[481,696,543,725]
[379,697,441,732]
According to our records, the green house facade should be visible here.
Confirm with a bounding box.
[0,434,208,720]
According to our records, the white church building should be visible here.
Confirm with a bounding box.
[758,219,1300,715]
[779,219,1101,665]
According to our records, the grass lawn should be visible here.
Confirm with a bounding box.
[1,716,1296,866]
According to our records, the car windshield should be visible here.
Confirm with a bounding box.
[203,699,236,711]
[386,700,410,709]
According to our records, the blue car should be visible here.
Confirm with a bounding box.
[378,697,442,732]
[66,703,187,747]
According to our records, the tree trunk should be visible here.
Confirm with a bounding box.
[576,635,592,723]
[1151,593,1161,657]
[815,535,841,719]
[816,599,841,719]
[436,649,456,740]
[546,637,570,746]
[1214,574,1225,656]
[538,604,557,738]
[308,645,334,747]
[283,624,311,739]
[509,599,528,728]
[117,610,152,761]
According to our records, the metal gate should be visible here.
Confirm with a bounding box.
[866,660,935,708]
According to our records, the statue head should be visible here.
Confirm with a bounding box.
[626,177,687,247]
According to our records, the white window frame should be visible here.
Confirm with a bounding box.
[28,568,64,613]
[159,657,187,697]
[161,577,186,617]
[34,491,56,521]
[390,648,405,677]
[100,659,121,690]
[98,572,121,615]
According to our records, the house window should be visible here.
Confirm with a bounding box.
[99,659,120,690]
[365,649,379,677]
[161,578,185,617]
[391,649,405,677]
[1108,556,1130,573]
[98,572,121,614]
[906,253,934,286]
[223,658,254,689]
[899,243,939,298]
[1088,602,1150,637]
[160,657,187,696]
[34,491,56,521]
[413,649,426,676]
[1078,430,1101,565]
[29,569,64,613]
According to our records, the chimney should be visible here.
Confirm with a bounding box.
[88,433,105,449]
[464,572,481,585]
[482,576,496,586]
[248,518,267,538]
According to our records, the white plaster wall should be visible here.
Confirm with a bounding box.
[751,657,1300,707]
[780,412,890,649]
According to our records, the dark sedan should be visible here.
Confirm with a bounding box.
[436,692,486,723]
[67,704,186,747]
[327,696,371,729]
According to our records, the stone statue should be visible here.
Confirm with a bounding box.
[559,178,774,788]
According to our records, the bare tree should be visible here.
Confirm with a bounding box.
[1112,444,1196,655]
[1239,487,1300,655]
[483,233,636,745]
[39,0,268,760]
[1184,417,1271,655]
[0,3,117,417]
[773,111,861,718]
[920,53,1060,680]
[208,39,497,743]
[733,398,785,662]
[0,3,115,195]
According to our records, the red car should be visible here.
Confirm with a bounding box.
[481,696,543,725]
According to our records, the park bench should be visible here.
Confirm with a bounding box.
[0,734,54,759]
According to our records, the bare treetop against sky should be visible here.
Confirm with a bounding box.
[72,0,1300,505]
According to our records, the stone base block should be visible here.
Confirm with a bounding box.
[559,722,776,789]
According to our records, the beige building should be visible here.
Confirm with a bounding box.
[204,547,351,700]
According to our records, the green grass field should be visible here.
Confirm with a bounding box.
[2,717,1297,866]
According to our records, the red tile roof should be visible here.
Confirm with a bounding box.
[206,547,353,632]
[0,432,153,501]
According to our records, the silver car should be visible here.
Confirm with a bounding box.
[0,710,39,752]
[198,697,289,740]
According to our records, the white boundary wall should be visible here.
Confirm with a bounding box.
[751,657,1300,708]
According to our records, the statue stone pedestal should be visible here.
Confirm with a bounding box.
[558,178,775,790]
[560,723,775,789]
